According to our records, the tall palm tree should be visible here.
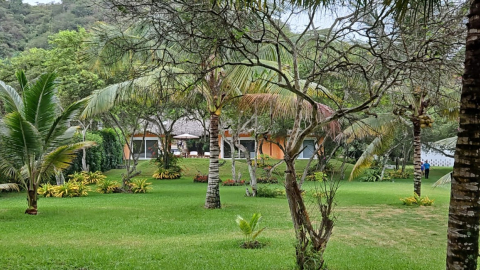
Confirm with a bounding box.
[0,71,94,215]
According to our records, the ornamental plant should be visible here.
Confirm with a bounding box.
[236,213,266,249]
[96,179,121,194]
[129,178,152,193]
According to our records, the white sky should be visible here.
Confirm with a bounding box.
[23,0,61,5]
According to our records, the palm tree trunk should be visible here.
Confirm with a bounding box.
[205,113,221,209]
[412,121,422,196]
[446,1,480,267]
[25,184,38,215]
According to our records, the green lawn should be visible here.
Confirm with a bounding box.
[0,159,453,269]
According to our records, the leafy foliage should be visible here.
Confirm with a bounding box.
[222,179,245,186]
[400,194,435,206]
[357,168,383,182]
[256,185,285,198]
[69,171,106,185]
[256,177,278,184]
[38,181,90,198]
[128,178,152,193]
[152,168,182,180]
[387,170,410,179]
[193,174,208,183]
[235,213,266,249]
[96,179,121,194]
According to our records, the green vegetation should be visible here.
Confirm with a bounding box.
[0,160,453,269]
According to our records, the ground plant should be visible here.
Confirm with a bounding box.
[96,179,121,194]
[236,213,266,249]
[129,178,152,193]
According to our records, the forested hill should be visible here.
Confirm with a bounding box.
[0,0,107,58]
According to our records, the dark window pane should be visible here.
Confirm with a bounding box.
[146,140,158,158]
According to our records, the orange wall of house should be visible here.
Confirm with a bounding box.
[218,132,286,159]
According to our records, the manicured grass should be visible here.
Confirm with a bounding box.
[0,159,453,269]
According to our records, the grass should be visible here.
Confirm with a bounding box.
[0,158,454,269]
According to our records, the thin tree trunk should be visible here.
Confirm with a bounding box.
[25,184,38,215]
[412,122,422,196]
[446,1,480,267]
[205,113,221,209]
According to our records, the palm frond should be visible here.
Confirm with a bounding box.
[2,112,42,160]
[39,141,97,183]
[432,172,453,187]
[45,99,86,147]
[236,215,253,236]
[349,133,395,180]
[15,70,29,93]
[434,136,457,149]
[0,80,24,114]
[23,72,57,137]
[341,114,401,143]
[0,183,20,192]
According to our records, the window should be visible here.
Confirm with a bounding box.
[223,139,256,158]
[300,140,316,159]
[131,138,159,159]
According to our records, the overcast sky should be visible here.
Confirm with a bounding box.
[23,0,60,5]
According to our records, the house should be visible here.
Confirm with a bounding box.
[219,131,320,160]
[124,118,207,160]
[124,118,321,160]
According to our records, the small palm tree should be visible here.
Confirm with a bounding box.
[0,71,94,215]
[235,213,266,248]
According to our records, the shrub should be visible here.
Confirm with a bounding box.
[193,174,208,183]
[52,181,90,198]
[388,170,410,179]
[256,185,285,198]
[236,213,266,249]
[257,177,278,184]
[37,183,56,197]
[400,194,435,206]
[129,178,152,193]
[68,171,106,184]
[358,168,382,182]
[68,172,86,184]
[222,179,245,186]
[153,168,181,179]
[96,179,121,194]
[83,171,106,184]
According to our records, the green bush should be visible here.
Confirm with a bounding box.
[358,168,382,182]
[388,170,410,179]
[256,185,285,198]
[257,177,278,184]
[129,178,152,193]
[64,128,123,176]
[96,179,121,194]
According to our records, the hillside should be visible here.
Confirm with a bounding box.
[0,0,107,58]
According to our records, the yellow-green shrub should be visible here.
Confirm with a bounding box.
[38,182,90,198]
[96,179,121,194]
[129,178,152,193]
[38,183,56,197]
[153,168,181,179]
[400,194,434,206]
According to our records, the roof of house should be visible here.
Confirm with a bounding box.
[146,117,207,137]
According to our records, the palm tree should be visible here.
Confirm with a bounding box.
[0,71,94,215]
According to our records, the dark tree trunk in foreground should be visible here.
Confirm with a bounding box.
[205,113,221,209]
[446,1,480,268]
[25,185,38,215]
